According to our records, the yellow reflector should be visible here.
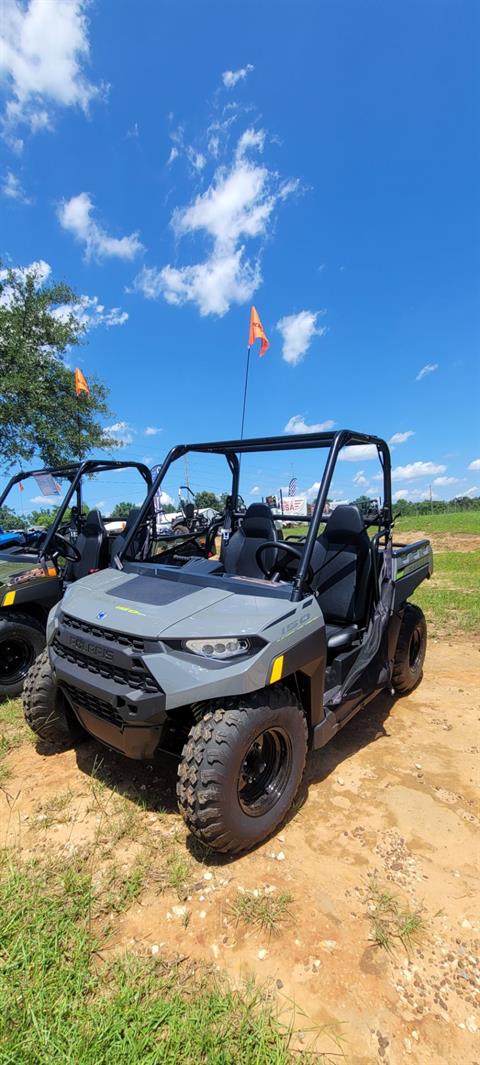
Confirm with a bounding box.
[3,590,16,607]
[270,654,284,684]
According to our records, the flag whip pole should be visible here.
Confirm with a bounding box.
[240,345,251,442]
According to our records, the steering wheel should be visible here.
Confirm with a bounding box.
[51,533,82,563]
[255,540,314,584]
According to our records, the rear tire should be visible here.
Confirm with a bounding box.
[392,603,427,695]
[23,649,87,745]
[0,612,45,700]
[177,686,308,854]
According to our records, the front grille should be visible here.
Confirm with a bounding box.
[53,636,161,693]
[64,683,124,728]
[62,613,146,652]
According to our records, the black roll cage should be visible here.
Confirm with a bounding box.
[117,430,392,602]
[0,460,152,562]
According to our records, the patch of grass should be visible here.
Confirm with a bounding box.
[412,550,480,635]
[395,511,480,535]
[230,889,294,934]
[366,875,425,955]
[0,855,339,1064]
[33,787,76,829]
[99,859,146,914]
[0,696,27,785]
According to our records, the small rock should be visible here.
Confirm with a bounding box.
[312,959,322,972]
[277,834,285,843]
[320,939,337,950]
[211,943,220,959]
[276,851,285,861]
[462,919,472,929]
[415,763,422,770]
[258,948,268,960]
[276,978,283,989]
[172,905,187,918]
[411,1029,419,1041]
[199,910,207,920]
[466,1016,477,1034]
[151,944,160,955]
[203,871,213,881]
[337,776,345,786]
[166,911,173,921]
[403,1037,412,1053]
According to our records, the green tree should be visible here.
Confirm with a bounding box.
[195,491,222,511]
[109,501,136,520]
[0,262,118,471]
[0,505,28,531]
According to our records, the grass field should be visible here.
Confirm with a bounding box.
[394,511,480,534]
[412,550,480,636]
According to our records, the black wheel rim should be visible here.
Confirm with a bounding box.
[238,727,293,818]
[409,627,422,670]
[0,635,35,685]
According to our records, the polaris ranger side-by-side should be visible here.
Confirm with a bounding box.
[24,431,432,853]
[0,460,152,698]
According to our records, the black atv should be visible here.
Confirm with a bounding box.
[0,460,151,699]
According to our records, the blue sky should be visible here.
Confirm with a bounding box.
[1,0,479,513]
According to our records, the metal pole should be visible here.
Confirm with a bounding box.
[240,346,251,441]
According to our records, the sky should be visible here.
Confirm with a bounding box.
[1,0,479,514]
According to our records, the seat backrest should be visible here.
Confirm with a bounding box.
[223,503,277,579]
[311,505,372,624]
[109,508,141,561]
[71,509,107,580]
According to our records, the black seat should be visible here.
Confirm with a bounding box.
[223,503,277,579]
[310,505,372,650]
[71,509,108,580]
[110,508,142,560]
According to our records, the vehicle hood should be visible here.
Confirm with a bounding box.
[60,568,294,639]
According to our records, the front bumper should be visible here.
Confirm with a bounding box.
[50,614,168,759]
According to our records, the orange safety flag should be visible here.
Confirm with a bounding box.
[248,305,269,356]
[75,368,90,397]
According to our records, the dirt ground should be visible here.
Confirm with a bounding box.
[397,530,480,554]
[1,637,479,1064]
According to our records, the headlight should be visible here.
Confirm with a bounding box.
[184,638,250,660]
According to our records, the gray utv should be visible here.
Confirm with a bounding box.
[23,430,433,854]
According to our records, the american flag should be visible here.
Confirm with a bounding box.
[288,477,297,496]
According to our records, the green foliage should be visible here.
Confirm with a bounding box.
[394,495,480,517]
[395,511,480,534]
[195,490,222,511]
[109,501,137,520]
[0,504,28,531]
[0,262,117,471]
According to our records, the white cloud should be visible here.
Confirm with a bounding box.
[277,310,326,366]
[416,363,438,382]
[468,458,480,471]
[393,489,409,502]
[433,476,459,486]
[134,130,297,316]
[52,294,128,329]
[2,169,31,202]
[353,470,368,486]
[57,192,143,261]
[236,127,265,158]
[339,444,378,462]
[167,145,179,166]
[29,494,58,506]
[391,460,447,480]
[389,431,415,446]
[0,0,104,137]
[144,426,162,436]
[103,421,134,447]
[284,415,335,435]
[250,485,260,495]
[222,64,254,89]
[464,486,479,498]
[305,481,321,500]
